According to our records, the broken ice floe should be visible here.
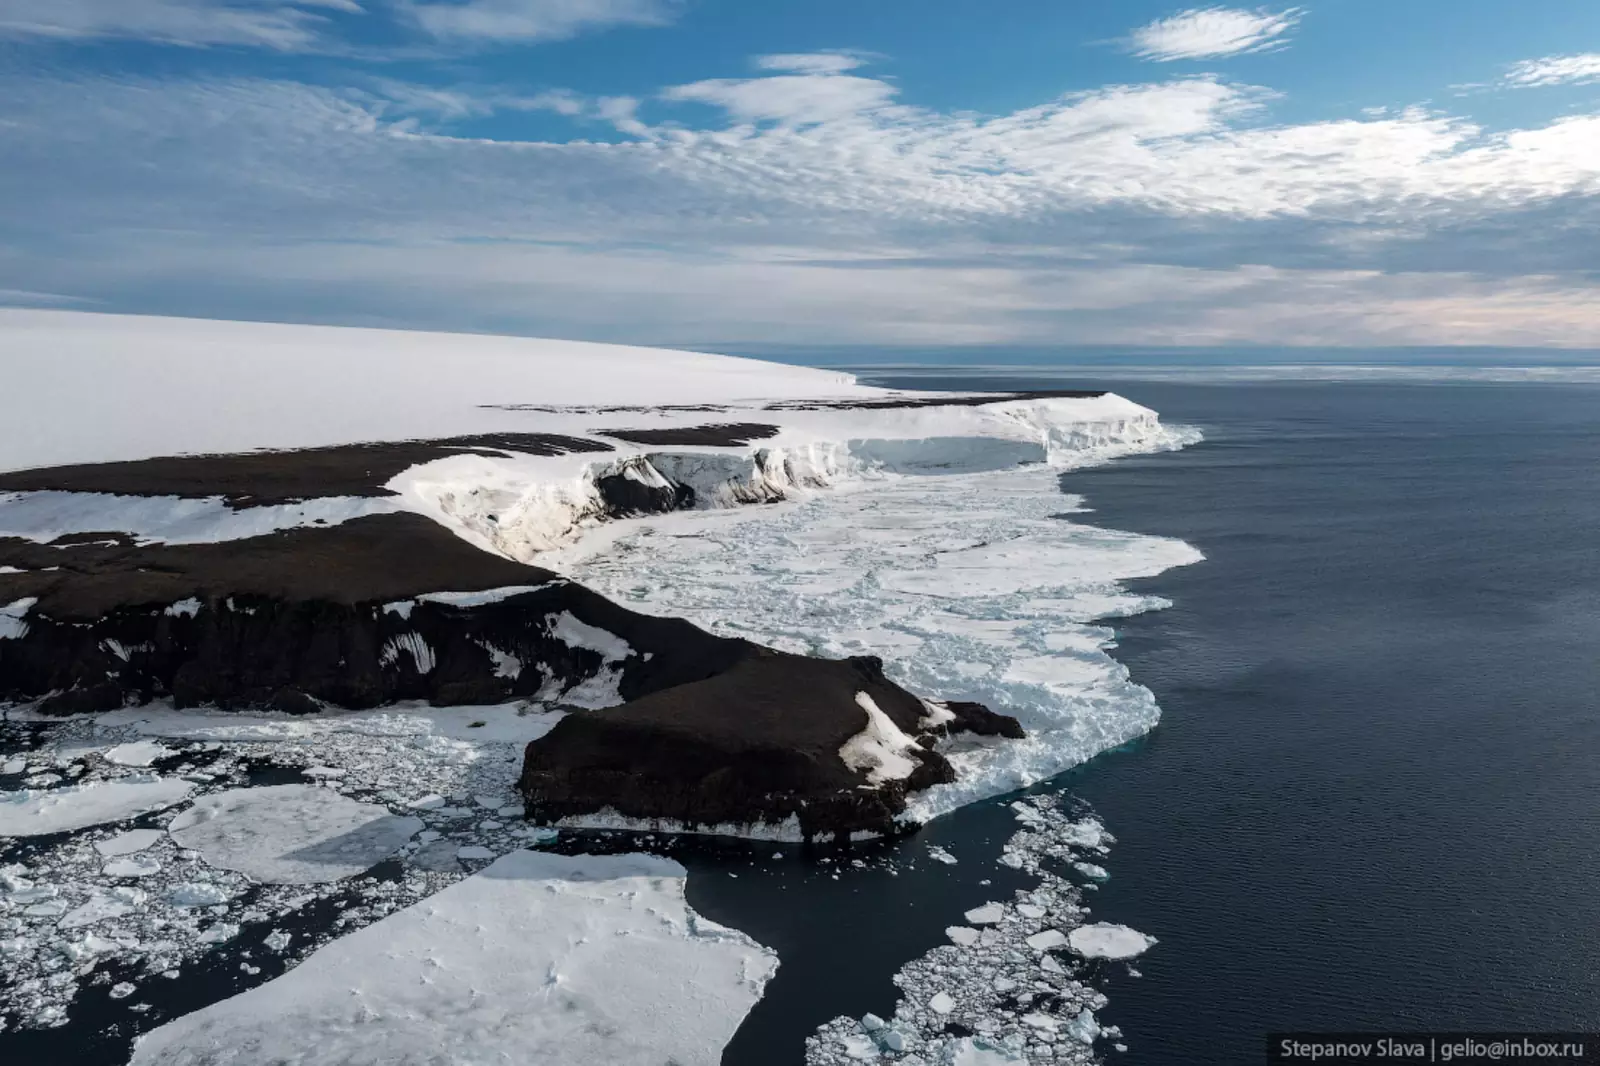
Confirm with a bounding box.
[806,794,1148,1065]
[167,785,424,884]
[0,776,193,836]
[126,851,777,1066]
[0,697,566,1034]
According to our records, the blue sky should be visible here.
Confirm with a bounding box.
[3,0,1600,350]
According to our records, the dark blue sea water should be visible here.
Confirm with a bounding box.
[862,377,1600,1064]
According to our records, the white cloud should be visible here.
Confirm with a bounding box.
[4,63,1600,346]
[1505,53,1600,89]
[369,80,586,120]
[662,70,901,127]
[399,0,675,42]
[754,53,867,75]
[0,0,360,49]
[1127,6,1302,62]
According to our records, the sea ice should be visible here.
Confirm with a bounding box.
[93,829,165,856]
[168,882,234,907]
[1067,924,1155,960]
[0,777,192,836]
[104,741,175,768]
[127,851,778,1066]
[59,887,146,929]
[964,902,1005,925]
[102,855,162,878]
[560,460,1201,828]
[167,785,423,884]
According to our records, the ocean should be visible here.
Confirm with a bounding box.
[847,376,1600,1064]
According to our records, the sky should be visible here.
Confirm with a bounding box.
[2,0,1600,351]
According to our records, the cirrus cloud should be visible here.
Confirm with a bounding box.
[1505,53,1600,88]
[0,0,361,50]
[1126,6,1303,62]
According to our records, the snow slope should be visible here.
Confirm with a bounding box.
[128,850,778,1066]
[0,310,867,471]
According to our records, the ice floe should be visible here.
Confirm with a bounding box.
[127,850,777,1066]
[93,828,164,856]
[103,741,175,768]
[1067,924,1155,961]
[0,776,193,836]
[166,785,424,884]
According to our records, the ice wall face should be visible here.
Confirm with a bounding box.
[382,395,1193,565]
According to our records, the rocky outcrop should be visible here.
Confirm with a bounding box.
[1,510,1023,840]
[518,653,1022,842]
[0,514,747,714]
[0,433,611,506]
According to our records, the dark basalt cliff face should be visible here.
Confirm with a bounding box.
[0,508,1023,840]
[0,514,746,714]
[519,653,1021,842]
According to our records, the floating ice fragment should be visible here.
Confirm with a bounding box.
[59,887,146,929]
[946,926,980,947]
[198,922,239,944]
[926,845,957,865]
[104,741,174,768]
[169,882,233,908]
[109,982,137,1000]
[407,794,446,810]
[1067,923,1155,960]
[1025,929,1068,951]
[456,846,495,861]
[941,1035,1029,1064]
[95,829,165,856]
[1073,862,1109,881]
[928,991,955,1014]
[169,785,422,884]
[103,855,162,878]
[1065,1008,1102,1045]
[0,776,192,836]
[963,902,1005,925]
